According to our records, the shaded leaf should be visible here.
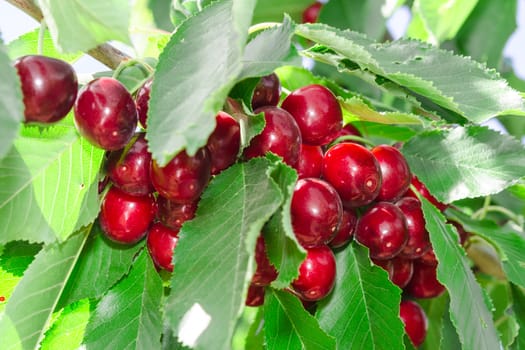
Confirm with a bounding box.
[511,284,525,350]
[252,0,312,24]
[419,294,448,350]
[341,96,422,125]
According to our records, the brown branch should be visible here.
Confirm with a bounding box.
[6,0,131,69]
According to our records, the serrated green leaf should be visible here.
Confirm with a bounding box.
[356,121,418,143]
[252,0,312,24]
[511,284,525,350]
[341,96,422,125]
[37,0,131,53]
[165,158,282,350]
[420,198,501,350]
[83,249,163,350]
[401,125,525,203]
[0,40,23,160]
[0,228,89,350]
[264,289,336,350]
[243,307,264,350]
[0,116,105,243]
[148,0,256,165]
[316,242,405,350]
[419,294,448,350]
[440,305,462,350]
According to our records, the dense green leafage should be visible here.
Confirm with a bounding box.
[252,0,312,24]
[0,313,23,350]
[243,307,264,349]
[316,242,405,350]
[165,158,282,350]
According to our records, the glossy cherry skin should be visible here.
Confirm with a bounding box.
[323,142,382,207]
[206,111,240,175]
[296,144,323,179]
[251,73,281,110]
[106,133,154,196]
[389,257,414,288]
[328,123,362,146]
[400,300,428,347]
[150,147,212,203]
[243,106,302,167]
[251,235,278,286]
[135,77,152,129]
[302,2,323,23]
[74,77,138,151]
[147,222,179,271]
[406,176,448,211]
[281,84,342,146]
[418,248,438,267]
[396,197,431,259]
[329,208,357,249]
[291,245,336,301]
[372,145,411,202]
[14,55,78,124]
[405,261,445,299]
[449,220,469,245]
[156,196,197,230]
[245,284,265,307]
[356,202,408,260]
[291,178,343,248]
[99,186,156,244]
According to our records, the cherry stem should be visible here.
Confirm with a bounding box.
[223,97,250,148]
[327,134,376,148]
[473,205,523,227]
[37,19,46,56]
[248,22,281,35]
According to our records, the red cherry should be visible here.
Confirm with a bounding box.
[328,123,363,146]
[150,147,212,203]
[206,111,240,175]
[136,77,152,129]
[156,196,197,230]
[281,84,342,146]
[419,248,438,267]
[99,186,156,244]
[329,208,357,249]
[74,77,138,151]
[245,284,265,307]
[296,144,324,179]
[291,245,336,301]
[291,178,343,248]
[106,133,154,196]
[323,142,382,207]
[356,202,408,260]
[251,73,281,110]
[406,176,448,211]
[373,256,413,288]
[400,300,428,347]
[243,106,302,167]
[396,197,431,259]
[405,260,445,299]
[302,2,323,23]
[448,220,470,245]
[372,145,411,202]
[251,235,278,286]
[147,222,179,271]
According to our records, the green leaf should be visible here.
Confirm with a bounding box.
[243,307,264,350]
[36,0,131,52]
[0,116,105,243]
[264,289,336,350]
[440,305,462,350]
[165,158,282,350]
[401,125,525,203]
[0,313,23,350]
[0,40,23,160]
[341,96,422,125]
[511,284,525,350]
[356,121,418,143]
[419,294,448,350]
[148,0,256,165]
[0,228,89,350]
[83,249,163,349]
[57,225,145,309]
[316,242,405,350]
[252,0,312,23]
[420,197,501,350]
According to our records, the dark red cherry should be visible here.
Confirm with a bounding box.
[372,145,411,202]
[396,197,431,259]
[291,245,336,301]
[329,208,357,249]
[418,248,438,267]
[106,133,154,196]
[99,186,156,244]
[251,73,281,110]
[281,84,342,146]
[405,261,445,298]
[291,178,343,248]
[156,196,197,230]
[356,202,408,260]
[372,257,413,288]
[14,55,77,124]
[448,220,470,245]
[206,111,240,175]
[243,106,301,167]
[406,176,448,211]
[245,284,265,307]
[296,144,323,179]
[150,147,212,203]
[323,142,382,207]
[251,235,278,286]
[400,300,428,347]
[302,2,323,23]
[74,77,137,151]
[136,77,152,129]
[147,222,179,271]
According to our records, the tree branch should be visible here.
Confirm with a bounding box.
[6,0,131,69]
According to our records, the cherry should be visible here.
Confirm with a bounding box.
[406,176,448,211]
[150,147,211,203]
[323,142,382,207]
[281,84,342,146]
[418,248,438,267]
[449,220,469,245]
[99,186,156,244]
[14,55,77,124]
[396,197,431,259]
[106,133,154,196]
[291,178,343,248]
[251,235,278,286]
[292,245,336,302]
[156,196,197,230]
[329,208,357,249]
[400,300,428,347]
[147,222,179,271]
[251,73,281,110]
[245,284,265,307]
[405,260,445,299]
[74,77,138,151]
[329,123,362,146]
[302,2,323,23]
[373,257,413,288]
[135,77,152,128]
[372,145,411,202]
[296,144,324,179]
[356,202,408,260]
[243,106,302,167]
[206,111,240,175]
